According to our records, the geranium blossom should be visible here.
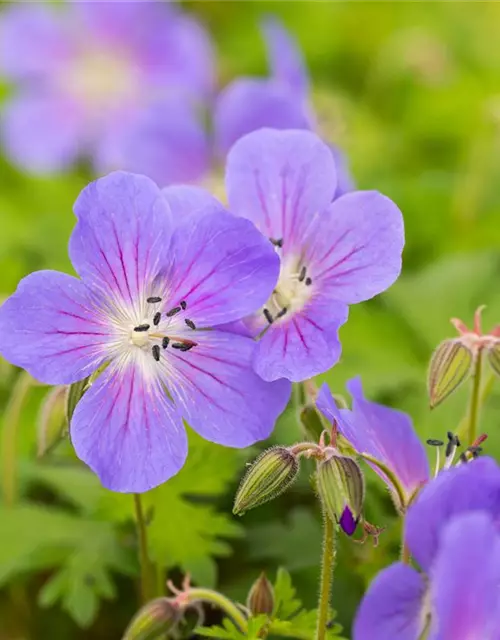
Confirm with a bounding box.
[225,128,404,382]
[354,458,500,640]
[0,172,290,492]
[0,2,213,184]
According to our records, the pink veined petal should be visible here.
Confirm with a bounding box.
[304,191,404,304]
[0,271,112,385]
[69,171,173,313]
[163,330,291,447]
[429,512,500,640]
[253,296,348,382]
[71,354,186,493]
[353,563,426,640]
[225,128,336,251]
[162,185,224,221]
[161,207,280,328]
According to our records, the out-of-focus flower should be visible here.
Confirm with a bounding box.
[214,17,353,197]
[0,2,213,184]
[354,458,500,640]
[317,377,429,510]
[225,128,404,382]
[0,172,290,492]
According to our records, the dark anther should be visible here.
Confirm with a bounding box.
[162,337,170,349]
[447,431,460,446]
[147,296,162,304]
[134,324,150,332]
[276,307,288,318]
[185,318,196,330]
[459,452,468,464]
[180,300,187,310]
[270,237,283,248]
[172,342,194,352]
[305,277,312,286]
[298,266,307,282]
[166,306,181,317]
[152,345,160,362]
[445,440,455,458]
[468,446,483,458]
[153,312,161,326]
[263,308,273,324]
[426,439,444,447]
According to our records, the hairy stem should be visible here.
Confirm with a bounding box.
[467,350,483,447]
[316,515,336,640]
[186,588,248,632]
[133,493,154,604]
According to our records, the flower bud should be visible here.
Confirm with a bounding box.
[233,447,299,515]
[37,386,67,457]
[316,453,365,536]
[427,339,473,409]
[246,572,274,616]
[66,375,91,423]
[487,341,500,378]
[299,404,325,441]
[122,598,180,640]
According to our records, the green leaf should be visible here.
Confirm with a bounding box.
[273,568,302,619]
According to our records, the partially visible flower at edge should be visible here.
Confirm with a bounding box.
[0,2,213,185]
[0,172,291,493]
[225,128,404,383]
[317,377,430,509]
[214,16,354,198]
[353,458,500,640]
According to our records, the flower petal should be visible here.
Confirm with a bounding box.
[253,297,348,382]
[226,128,335,252]
[353,563,425,640]
[162,185,224,220]
[429,512,500,640]
[214,80,311,156]
[0,271,111,384]
[69,171,173,310]
[162,207,281,327]
[261,16,309,97]
[94,99,210,187]
[164,330,291,447]
[0,5,71,79]
[304,191,404,303]
[327,377,429,498]
[71,354,186,493]
[405,457,500,573]
[1,92,84,173]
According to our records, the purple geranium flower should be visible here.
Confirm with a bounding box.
[225,128,404,382]
[0,172,290,493]
[0,2,213,184]
[354,458,500,640]
[317,378,430,508]
[214,17,353,198]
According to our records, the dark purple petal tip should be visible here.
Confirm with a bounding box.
[339,506,358,536]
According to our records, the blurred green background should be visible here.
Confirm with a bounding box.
[1,1,500,638]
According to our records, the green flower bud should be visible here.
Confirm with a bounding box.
[316,453,365,536]
[246,572,274,616]
[66,375,92,423]
[427,339,473,409]
[488,341,500,378]
[37,386,67,457]
[233,447,299,515]
[122,598,180,640]
[299,404,325,441]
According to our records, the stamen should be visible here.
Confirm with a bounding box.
[427,439,444,476]
[152,345,160,361]
[162,337,170,349]
[166,306,181,317]
[270,237,283,248]
[444,432,461,469]
[263,308,273,324]
[153,312,161,326]
[276,307,288,319]
[171,342,194,352]
[458,452,468,465]
[180,300,187,310]
[468,446,483,459]
[305,277,312,286]
[426,439,444,447]
[185,319,196,330]
[298,266,307,282]
[134,324,150,332]
[147,296,162,304]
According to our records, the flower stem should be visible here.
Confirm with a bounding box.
[185,588,248,632]
[467,350,483,447]
[315,515,336,640]
[2,371,33,507]
[133,493,154,604]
